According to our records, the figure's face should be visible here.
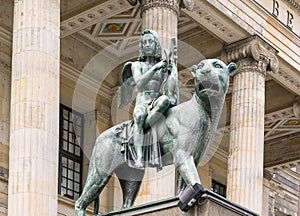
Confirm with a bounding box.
[141,34,156,56]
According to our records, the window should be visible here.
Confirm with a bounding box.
[58,104,84,200]
[212,180,226,197]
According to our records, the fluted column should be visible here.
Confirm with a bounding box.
[222,36,278,214]
[8,0,60,215]
[141,0,179,50]
[128,0,194,50]
[140,0,180,203]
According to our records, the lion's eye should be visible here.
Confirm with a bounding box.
[197,63,204,69]
[213,62,223,69]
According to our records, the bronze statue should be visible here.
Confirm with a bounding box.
[75,46,237,215]
[118,30,178,168]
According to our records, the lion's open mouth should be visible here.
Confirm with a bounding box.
[199,80,220,93]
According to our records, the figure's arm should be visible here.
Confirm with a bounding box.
[162,38,179,106]
[132,61,167,90]
[164,64,179,106]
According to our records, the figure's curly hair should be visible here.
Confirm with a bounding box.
[137,29,162,61]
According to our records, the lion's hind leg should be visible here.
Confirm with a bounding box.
[75,165,112,216]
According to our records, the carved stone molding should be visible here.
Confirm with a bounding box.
[61,0,133,38]
[222,35,279,75]
[283,0,300,10]
[126,0,194,15]
[236,57,269,76]
[268,63,300,95]
[141,0,181,15]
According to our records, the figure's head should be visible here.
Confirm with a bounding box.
[138,29,162,61]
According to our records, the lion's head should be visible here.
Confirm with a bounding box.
[191,59,237,100]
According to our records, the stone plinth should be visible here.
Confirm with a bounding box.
[100,190,258,216]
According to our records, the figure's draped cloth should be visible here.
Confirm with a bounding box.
[114,121,162,170]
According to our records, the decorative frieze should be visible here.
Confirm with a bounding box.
[284,0,300,10]
[61,0,133,38]
[268,63,300,95]
[222,35,279,75]
[181,1,247,44]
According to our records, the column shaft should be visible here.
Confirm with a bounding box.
[223,36,278,215]
[227,59,265,213]
[142,7,177,51]
[136,0,180,203]
[8,0,60,215]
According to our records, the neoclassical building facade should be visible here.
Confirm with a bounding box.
[0,0,300,215]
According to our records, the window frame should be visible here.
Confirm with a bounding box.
[58,104,84,200]
[211,179,227,198]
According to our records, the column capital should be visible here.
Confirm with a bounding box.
[126,0,194,15]
[222,35,279,74]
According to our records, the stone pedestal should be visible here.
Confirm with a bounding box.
[101,190,258,216]
[222,35,278,215]
[8,0,60,215]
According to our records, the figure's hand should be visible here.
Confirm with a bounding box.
[155,60,168,70]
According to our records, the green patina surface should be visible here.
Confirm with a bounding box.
[75,30,237,216]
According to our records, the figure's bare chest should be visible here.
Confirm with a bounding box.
[141,63,164,81]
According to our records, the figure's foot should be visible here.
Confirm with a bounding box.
[135,157,143,168]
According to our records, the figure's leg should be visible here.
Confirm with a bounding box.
[75,166,111,216]
[115,166,145,208]
[133,105,147,167]
[144,95,170,130]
